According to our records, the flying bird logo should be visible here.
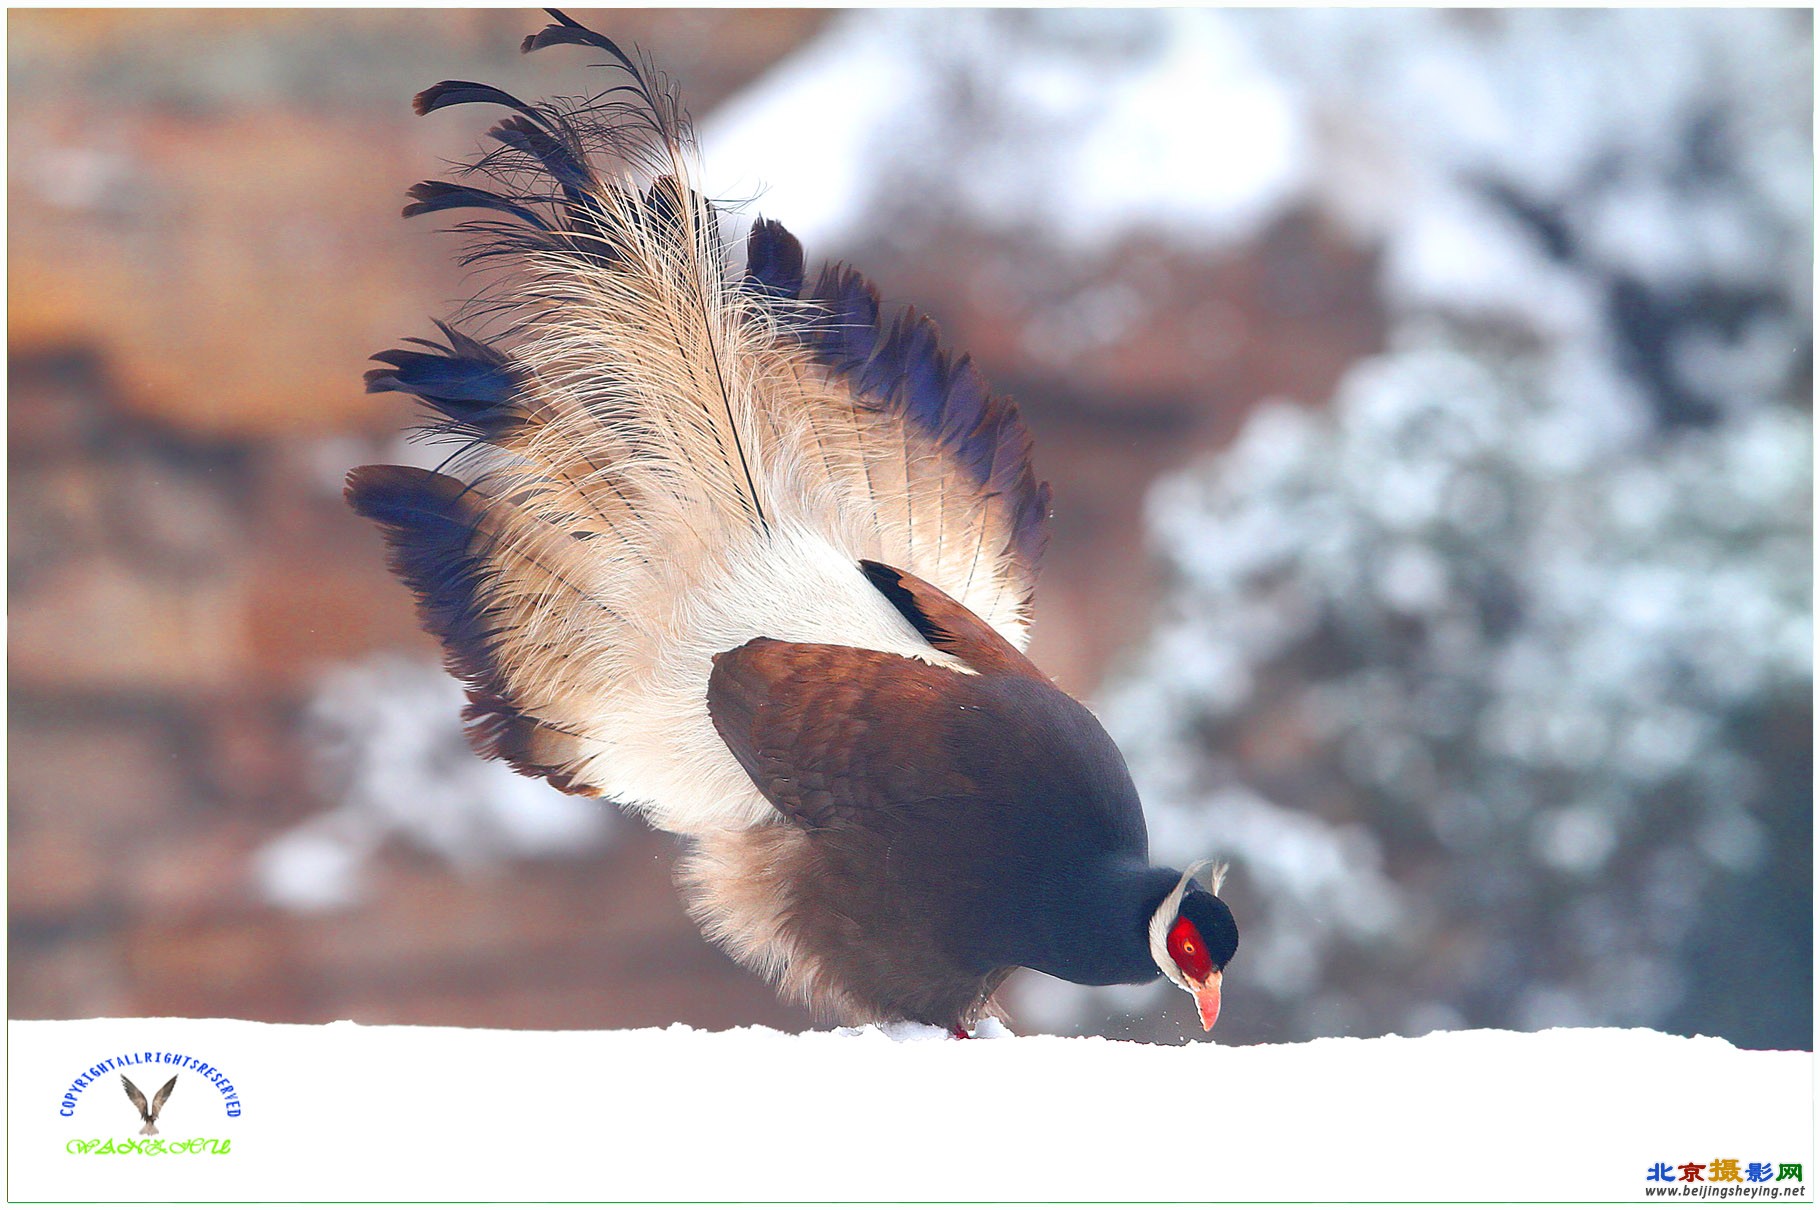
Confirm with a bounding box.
[119,1074,177,1137]
[349,8,1238,1036]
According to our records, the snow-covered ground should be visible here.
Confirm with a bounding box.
[11,1018,1809,1202]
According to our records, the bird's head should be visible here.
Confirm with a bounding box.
[1147,861,1239,1033]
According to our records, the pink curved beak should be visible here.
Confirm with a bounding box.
[1192,971,1223,1032]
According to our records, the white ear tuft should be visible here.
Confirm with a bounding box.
[1146,859,1229,988]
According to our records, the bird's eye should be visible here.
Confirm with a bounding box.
[1183,941,1197,954]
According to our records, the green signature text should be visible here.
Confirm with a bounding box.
[67,1138,233,1156]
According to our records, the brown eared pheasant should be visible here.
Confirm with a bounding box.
[347,9,1239,1036]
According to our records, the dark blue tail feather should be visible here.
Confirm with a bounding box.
[744,219,805,300]
[414,80,546,123]
[345,465,588,791]
[488,116,594,203]
[808,265,884,370]
[366,324,522,440]
[521,8,641,74]
[794,266,1050,566]
[402,181,554,231]
[345,465,505,698]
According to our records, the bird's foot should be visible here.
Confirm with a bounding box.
[836,1018,1013,1041]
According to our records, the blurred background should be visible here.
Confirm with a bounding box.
[9,8,1811,1049]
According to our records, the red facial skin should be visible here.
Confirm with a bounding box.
[1167,916,1216,982]
[1167,916,1223,1032]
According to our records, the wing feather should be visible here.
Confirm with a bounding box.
[149,1075,178,1118]
[120,1075,149,1120]
[706,639,979,830]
